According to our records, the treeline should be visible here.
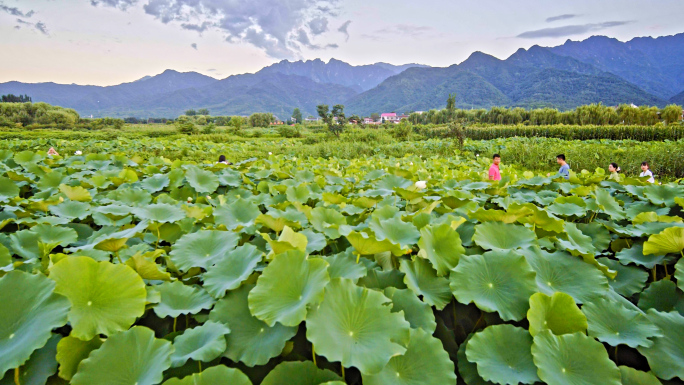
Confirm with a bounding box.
[1,94,32,103]
[408,103,683,126]
[0,102,124,130]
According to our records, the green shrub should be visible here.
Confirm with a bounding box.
[277,125,302,138]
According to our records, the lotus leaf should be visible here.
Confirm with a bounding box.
[214,198,261,230]
[594,188,626,220]
[306,278,411,375]
[153,281,216,318]
[55,336,103,380]
[615,243,670,269]
[370,216,421,249]
[676,258,684,290]
[531,330,621,385]
[49,200,91,219]
[208,284,297,366]
[322,250,367,282]
[185,166,219,194]
[450,251,537,321]
[170,321,230,367]
[527,292,587,337]
[59,184,92,202]
[643,227,684,255]
[363,328,457,385]
[261,361,342,385]
[384,287,437,333]
[583,297,661,348]
[170,230,240,271]
[134,203,185,223]
[71,326,174,385]
[163,365,252,385]
[618,366,662,385]
[638,280,684,314]
[417,222,465,276]
[141,174,170,193]
[466,325,539,385]
[260,226,308,257]
[644,184,682,207]
[0,333,61,385]
[597,257,648,297]
[400,258,452,310]
[49,256,146,340]
[310,207,346,239]
[457,335,494,385]
[345,230,402,256]
[203,244,262,298]
[248,251,329,326]
[472,221,537,251]
[0,271,69,375]
[637,310,684,381]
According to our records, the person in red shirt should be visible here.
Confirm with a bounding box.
[489,154,501,181]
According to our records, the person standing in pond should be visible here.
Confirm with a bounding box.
[608,163,622,182]
[557,154,570,180]
[640,161,655,183]
[489,154,501,181]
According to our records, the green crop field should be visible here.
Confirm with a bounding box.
[1,128,683,385]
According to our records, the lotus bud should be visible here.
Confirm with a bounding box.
[415,181,427,189]
[395,163,400,167]
[268,152,272,155]
[206,196,211,200]
[410,162,413,166]
[187,197,193,202]
[75,150,83,155]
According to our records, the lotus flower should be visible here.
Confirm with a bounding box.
[75,150,83,155]
[187,197,193,202]
[268,152,272,155]
[415,181,427,189]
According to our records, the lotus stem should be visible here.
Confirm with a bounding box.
[156,227,161,249]
[186,314,189,329]
[663,264,670,280]
[115,251,122,264]
[14,367,20,385]
[651,267,657,282]
[198,361,202,373]
[340,364,345,380]
[471,312,485,333]
[355,253,360,264]
[173,317,177,333]
[312,344,317,366]
[614,346,618,365]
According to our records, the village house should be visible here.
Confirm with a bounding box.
[380,113,399,123]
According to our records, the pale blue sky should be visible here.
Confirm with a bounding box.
[1,0,683,85]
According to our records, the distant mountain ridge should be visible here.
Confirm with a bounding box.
[0,32,682,118]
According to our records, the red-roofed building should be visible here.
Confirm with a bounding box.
[381,113,399,123]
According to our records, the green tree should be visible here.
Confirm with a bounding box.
[185,109,197,116]
[230,116,246,131]
[317,104,346,137]
[249,113,275,128]
[661,104,683,125]
[446,93,456,120]
[292,108,303,124]
[371,112,380,122]
[197,108,210,116]
[348,115,362,124]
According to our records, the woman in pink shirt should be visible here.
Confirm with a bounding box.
[489,154,501,181]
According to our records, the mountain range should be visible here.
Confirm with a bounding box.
[1,32,683,118]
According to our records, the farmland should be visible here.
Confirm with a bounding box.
[1,124,684,385]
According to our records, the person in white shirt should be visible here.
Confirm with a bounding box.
[640,162,655,183]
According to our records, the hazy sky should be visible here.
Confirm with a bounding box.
[2,0,683,86]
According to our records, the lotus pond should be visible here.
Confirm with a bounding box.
[0,148,683,385]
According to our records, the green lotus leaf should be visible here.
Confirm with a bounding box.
[531,331,621,385]
[170,230,240,271]
[547,202,587,217]
[638,280,684,314]
[583,297,661,348]
[311,207,346,239]
[214,198,261,230]
[637,310,684,381]
[644,184,682,207]
[134,203,185,223]
[450,251,537,321]
[0,176,20,203]
[320,249,367,283]
[0,333,61,385]
[248,251,329,327]
[594,188,626,220]
[153,281,215,319]
[71,326,174,385]
[400,258,452,310]
[457,335,494,385]
[417,222,465,276]
[125,250,172,281]
[577,222,612,253]
[11,225,78,260]
[0,244,10,269]
[306,278,411,375]
[555,222,597,257]
[185,166,219,194]
[520,247,608,304]
[370,216,420,249]
[163,365,252,385]
[643,227,684,255]
[676,258,684,291]
[384,287,436,333]
[260,226,308,257]
[357,267,407,290]
[626,202,670,220]
[261,361,341,385]
[363,327,457,385]
[208,284,297,366]
[0,271,70,375]
[141,174,170,193]
[55,336,103,381]
[597,257,648,297]
[301,229,327,254]
[59,184,92,202]
[618,366,662,385]
[49,256,146,340]
[48,200,91,220]
[466,324,539,385]
[106,187,152,206]
[170,321,230,367]
[286,184,312,203]
[203,244,263,298]
[615,243,670,269]
[516,204,565,233]
[528,292,587,337]
[472,221,537,251]
[345,230,402,256]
